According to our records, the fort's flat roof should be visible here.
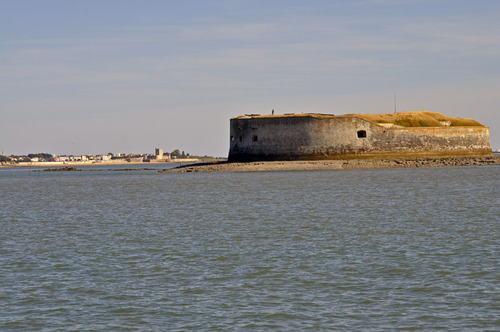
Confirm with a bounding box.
[234,113,336,119]
[233,111,485,127]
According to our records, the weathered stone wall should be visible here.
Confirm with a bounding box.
[228,115,492,161]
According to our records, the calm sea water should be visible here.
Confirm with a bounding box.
[1,165,499,331]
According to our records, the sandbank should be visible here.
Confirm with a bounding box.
[160,156,500,173]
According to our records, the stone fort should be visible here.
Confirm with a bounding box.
[228,111,492,162]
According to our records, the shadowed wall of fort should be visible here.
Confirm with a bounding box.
[228,115,492,162]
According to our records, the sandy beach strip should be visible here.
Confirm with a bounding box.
[160,155,500,173]
[0,160,201,168]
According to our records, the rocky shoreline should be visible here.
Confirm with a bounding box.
[160,155,500,173]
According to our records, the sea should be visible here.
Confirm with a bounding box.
[1,164,499,331]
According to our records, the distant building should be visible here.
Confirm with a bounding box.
[145,147,171,162]
[96,154,112,161]
[155,148,164,160]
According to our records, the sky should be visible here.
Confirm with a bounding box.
[1,0,499,157]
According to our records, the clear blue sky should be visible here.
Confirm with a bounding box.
[1,0,499,156]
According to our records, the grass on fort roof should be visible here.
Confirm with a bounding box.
[356,111,484,127]
[235,111,484,127]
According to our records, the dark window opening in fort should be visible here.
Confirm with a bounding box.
[239,136,242,142]
[231,136,234,142]
[357,130,367,138]
[252,135,258,142]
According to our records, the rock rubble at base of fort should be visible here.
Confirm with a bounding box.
[160,156,500,173]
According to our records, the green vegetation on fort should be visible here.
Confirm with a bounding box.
[235,111,484,128]
[357,111,484,127]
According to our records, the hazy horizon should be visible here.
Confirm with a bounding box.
[2,0,500,156]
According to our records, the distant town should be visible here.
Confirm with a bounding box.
[0,148,223,166]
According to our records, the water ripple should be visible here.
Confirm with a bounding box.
[0,167,499,330]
